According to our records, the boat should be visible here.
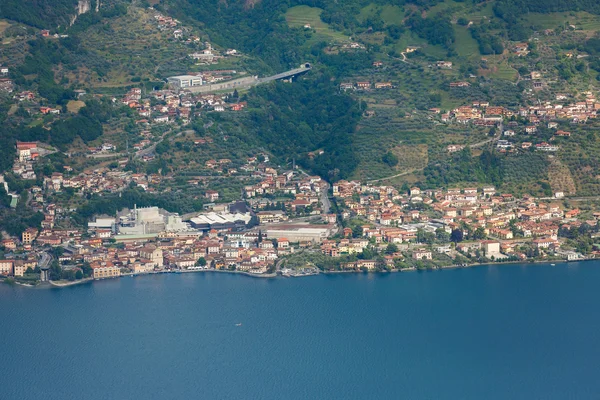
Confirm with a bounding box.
[235,323,242,327]
[551,264,556,266]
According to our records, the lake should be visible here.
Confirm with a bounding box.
[1,262,599,399]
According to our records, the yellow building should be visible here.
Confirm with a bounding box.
[13,261,26,277]
[92,263,121,279]
[0,260,14,276]
[22,228,37,244]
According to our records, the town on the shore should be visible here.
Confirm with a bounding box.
[3,19,600,286]
[2,136,599,285]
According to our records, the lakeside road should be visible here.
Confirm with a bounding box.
[11,258,596,290]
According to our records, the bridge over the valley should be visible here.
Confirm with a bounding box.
[258,63,312,83]
[184,63,312,93]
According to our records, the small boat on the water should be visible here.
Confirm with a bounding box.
[235,323,242,327]
[551,264,556,266]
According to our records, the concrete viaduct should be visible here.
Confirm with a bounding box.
[182,63,312,94]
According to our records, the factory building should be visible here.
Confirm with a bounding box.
[167,75,203,89]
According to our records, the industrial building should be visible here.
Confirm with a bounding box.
[167,75,203,89]
[189,212,252,231]
[117,206,189,235]
[265,223,336,243]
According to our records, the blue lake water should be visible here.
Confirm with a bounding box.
[1,262,600,399]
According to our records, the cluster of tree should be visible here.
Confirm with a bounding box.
[71,185,207,226]
[381,151,399,167]
[424,148,503,188]
[165,0,305,73]
[68,2,128,35]
[246,74,361,181]
[559,223,598,254]
[49,260,92,281]
[405,13,455,49]
[0,0,79,29]
[0,184,44,236]
[495,0,600,19]
[12,40,75,104]
[470,26,504,55]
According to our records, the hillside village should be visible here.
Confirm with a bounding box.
[4,1,600,285]
[2,134,599,283]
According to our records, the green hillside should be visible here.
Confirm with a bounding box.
[3,0,600,197]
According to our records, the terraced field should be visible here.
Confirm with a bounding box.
[285,6,348,43]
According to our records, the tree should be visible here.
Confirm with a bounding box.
[385,243,398,254]
[62,269,76,281]
[451,229,464,243]
[80,262,92,278]
[436,228,450,242]
[75,269,83,280]
[196,257,207,267]
[473,226,486,240]
[49,260,62,281]
[382,151,399,167]
[51,246,64,258]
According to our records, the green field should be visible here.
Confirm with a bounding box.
[489,62,518,81]
[526,12,600,31]
[285,6,348,43]
[426,0,466,16]
[463,3,495,22]
[358,4,405,26]
[454,25,480,59]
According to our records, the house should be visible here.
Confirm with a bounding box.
[357,260,376,270]
[482,240,501,256]
[548,122,558,129]
[525,126,537,134]
[373,61,383,67]
[410,187,421,196]
[153,115,169,123]
[447,144,465,153]
[205,190,219,202]
[13,261,27,277]
[340,82,354,91]
[535,142,559,152]
[412,249,432,260]
[555,130,571,137]
[374,82,392,89]
[496,140,512,149]
[0,260,14,276]
[16,141,36,161]
[532,237,558,249]
[356,82,371,90]
[22,228,38,244]
[436,61,453,69]
[449,82,470,87]
[514,43,529,56]
[435,244,452,254]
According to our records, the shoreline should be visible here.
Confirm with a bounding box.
[2,258,595,289]
[49,278,94,287]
